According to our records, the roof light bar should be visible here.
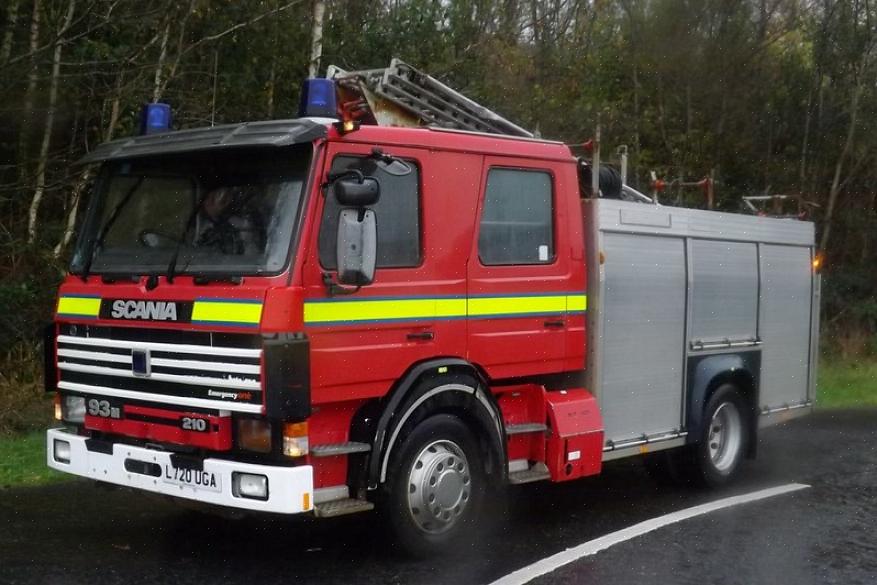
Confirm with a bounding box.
[298,78,338,119]
[140,103,172,135]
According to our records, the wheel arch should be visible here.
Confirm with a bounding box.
[686,351,760,458]
[358,357,506,490]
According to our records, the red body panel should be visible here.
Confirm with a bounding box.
[86,405,232,450]
[53,123,595,487]
[545,389,603,480]
[303,142,480,405]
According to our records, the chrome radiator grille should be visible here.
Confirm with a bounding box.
[55,330,263,413]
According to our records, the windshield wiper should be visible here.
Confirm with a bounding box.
[165,190,210,284]
[80,177,145,282]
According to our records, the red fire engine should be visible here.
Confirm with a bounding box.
[45,60,819,555]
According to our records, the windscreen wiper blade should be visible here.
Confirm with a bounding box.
[80,177,145,282]
[165,190,209,284]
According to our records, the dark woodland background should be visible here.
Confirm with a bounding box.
[1,1,875,430]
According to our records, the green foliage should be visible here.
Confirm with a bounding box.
[818,359,877,408]
[0,432,66,488]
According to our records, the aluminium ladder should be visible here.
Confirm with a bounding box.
[326,58,533,138]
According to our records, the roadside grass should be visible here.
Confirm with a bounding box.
[817,358,877,408]
[0,431,67,489]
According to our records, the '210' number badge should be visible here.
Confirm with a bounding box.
[181,416,209,432]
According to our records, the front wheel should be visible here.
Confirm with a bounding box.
[384,414,486,556]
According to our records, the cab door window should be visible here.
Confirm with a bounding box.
[318,155,421,269]
[478,168,554,265]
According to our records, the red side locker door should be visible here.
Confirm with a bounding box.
[467,157,574,380]
[301,142,472,405]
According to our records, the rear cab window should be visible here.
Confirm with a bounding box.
[478,168,555,265]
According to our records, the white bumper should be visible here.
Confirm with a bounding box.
[46,428,313,514]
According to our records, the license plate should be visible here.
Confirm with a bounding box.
[162,464,221,492]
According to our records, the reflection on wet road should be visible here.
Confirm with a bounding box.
[2,410,874,585]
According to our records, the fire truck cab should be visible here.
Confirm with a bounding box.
[45,67,819,555]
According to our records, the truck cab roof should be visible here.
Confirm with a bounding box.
[76,117,575,166]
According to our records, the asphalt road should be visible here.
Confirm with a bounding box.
[1,409,875,585]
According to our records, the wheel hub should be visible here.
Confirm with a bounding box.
[708,401,743,472]
[406,440,471,535]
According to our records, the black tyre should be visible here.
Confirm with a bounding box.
[384,413,486,557]
[693,384,749,487]
[645,384,749,488]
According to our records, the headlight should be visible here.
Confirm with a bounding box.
[61,396,86,423]
[53,439,71,464]
[233,472,268,500]
[237,419,272,453]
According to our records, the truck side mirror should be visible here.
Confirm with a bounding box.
[336,209,377,286]
[334,176,380,207]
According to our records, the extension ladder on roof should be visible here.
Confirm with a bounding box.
[326,58,533,138]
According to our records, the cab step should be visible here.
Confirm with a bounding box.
[505,423,548,435]
[310,442,372,457]
[313,498,375,518]
[508,462,551,485]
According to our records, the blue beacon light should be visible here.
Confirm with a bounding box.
[140,103,173,135]
[298,78,338,119]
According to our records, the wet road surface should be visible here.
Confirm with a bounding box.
[1,409,875,585]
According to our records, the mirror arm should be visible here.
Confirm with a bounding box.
[322,271,361,297]
[327,169,364,184]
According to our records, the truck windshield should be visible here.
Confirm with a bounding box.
[70,146,311,277]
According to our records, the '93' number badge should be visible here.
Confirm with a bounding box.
[87,398,121,419]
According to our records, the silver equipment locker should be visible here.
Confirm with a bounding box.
[583,199,818,459]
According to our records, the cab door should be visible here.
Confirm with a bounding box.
[467,157,575,380]
[301,143,474,404]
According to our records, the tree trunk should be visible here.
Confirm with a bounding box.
[861,190,876,265]
[152,22,170,102]
[18,0,41,190]
[308,0,325,78]
[820,81,863,252]
[27,0,76,244]
[0,0,20,64]
[53,167,91,257]
[798,75,819,193]
[55,73,124,257]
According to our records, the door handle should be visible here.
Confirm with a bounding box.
[406,331,435,341]
[543,319,565,329]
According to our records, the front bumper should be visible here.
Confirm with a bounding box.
[46,428,313,514]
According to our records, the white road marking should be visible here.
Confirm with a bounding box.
[488,482,811,585]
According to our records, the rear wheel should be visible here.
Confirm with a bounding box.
[694,384,748,486]
[384,414,486,556]
[644,384,749,488]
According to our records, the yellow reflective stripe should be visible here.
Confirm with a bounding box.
[566,294,588,312]
[303,293,588,325]
[57,296,100,317]
[467,295,567,317]
[192,301,262,325]
[304,298,446,324]
[435,298,468,318]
